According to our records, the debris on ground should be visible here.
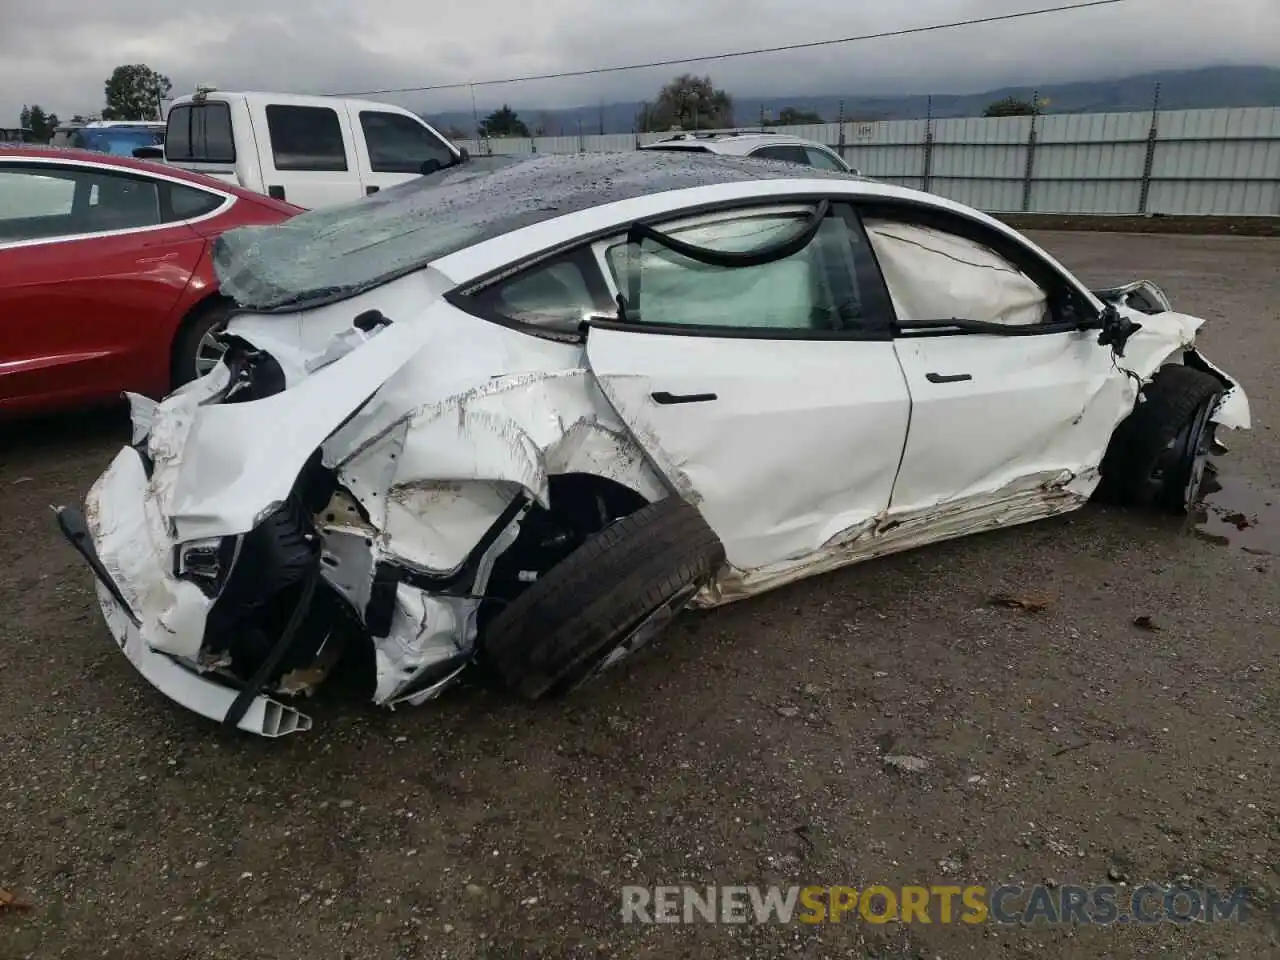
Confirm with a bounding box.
[988,592,1053,613]
[883,755,929,773]
[1221,511,1253,530]
[1133,615,1161,631]
[0,888,32,913]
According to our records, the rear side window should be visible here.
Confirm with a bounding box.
[265,105,348,172]
[0,166,163,242]
[751,144,811,166]
[166,183,224,221]
[359,111,454,174]
[804,147,847,172]
[166,103,235,163]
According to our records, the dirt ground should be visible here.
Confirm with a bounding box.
[1,232,1277,960]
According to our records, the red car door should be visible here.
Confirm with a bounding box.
[0,161,207,412]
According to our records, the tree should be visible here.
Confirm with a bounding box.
[984,96,1037,118]
[638,74,733,132]
[776,107,823,125]
[19,104,59,141]
[103,64,172,121]
[479,105,529,138]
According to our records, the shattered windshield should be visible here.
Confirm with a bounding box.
[212,150,857,311]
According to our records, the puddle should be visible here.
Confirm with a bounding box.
[1188,467,1280,557]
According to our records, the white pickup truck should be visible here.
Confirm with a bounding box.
[160,89,466,209]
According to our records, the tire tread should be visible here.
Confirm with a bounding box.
[483,497,725,699]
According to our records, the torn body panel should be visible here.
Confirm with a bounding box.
[75,285,670,725]
[78,446,310,734]
[701,469,1088,606]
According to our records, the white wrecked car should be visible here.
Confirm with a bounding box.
[56,152,1251,737]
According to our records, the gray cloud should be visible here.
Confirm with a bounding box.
[3,0,1277,122]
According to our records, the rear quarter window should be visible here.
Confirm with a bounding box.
[166,183,225,221]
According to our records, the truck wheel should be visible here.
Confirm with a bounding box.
[172,299,234,387]
[1097,365,1223,513]
[482,497,725,700]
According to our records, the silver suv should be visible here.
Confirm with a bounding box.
[638,131,861,175]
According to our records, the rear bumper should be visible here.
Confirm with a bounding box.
[56,446,312,737]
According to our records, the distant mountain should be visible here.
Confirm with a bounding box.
[424,65,1280,137]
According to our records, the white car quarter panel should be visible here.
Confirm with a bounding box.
[888,331,1122,513]
[586,329,911,570]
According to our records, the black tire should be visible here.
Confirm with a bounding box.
[1097,364,1223,512]
[171,299,234,388]
[482,496,725,700]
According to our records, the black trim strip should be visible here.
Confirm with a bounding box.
[222,566,319,730]
[54,507,141,627]
[586,318,892,342]
[364,492,530,636]
[897,317,1093,338]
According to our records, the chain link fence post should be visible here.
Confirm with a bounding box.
[1022,90,1040,212]
[922,95,934,193]
[1138,82,1162,214]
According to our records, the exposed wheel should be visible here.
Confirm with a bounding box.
[172,299,234,387]
[482,496,725,700]
[1097,364,1223,513]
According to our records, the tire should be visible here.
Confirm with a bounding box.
[171,299,234,388]
[1097,364,1223,513]
[482,496,726,700]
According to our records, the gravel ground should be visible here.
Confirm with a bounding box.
[1,231,1276,960]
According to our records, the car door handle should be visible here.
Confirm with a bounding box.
[925,372,972,384]
[652,391,717,405]
[267,185,286,201]
[366,185,380,195]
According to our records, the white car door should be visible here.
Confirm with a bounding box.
[582,201,912,574]
[859,207,1120,517]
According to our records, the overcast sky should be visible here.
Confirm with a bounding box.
[3,0,1277,122]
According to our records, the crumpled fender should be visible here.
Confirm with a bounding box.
[156,318,434,542]
[1110,308,1251,431]
[326,370,668,574]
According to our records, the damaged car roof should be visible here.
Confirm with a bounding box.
[212,150,863,310]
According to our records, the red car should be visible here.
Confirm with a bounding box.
[0,146,301,417]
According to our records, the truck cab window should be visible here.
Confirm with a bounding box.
[166,103,235,163]
[359,111,455,174]
[265,105,349,172]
